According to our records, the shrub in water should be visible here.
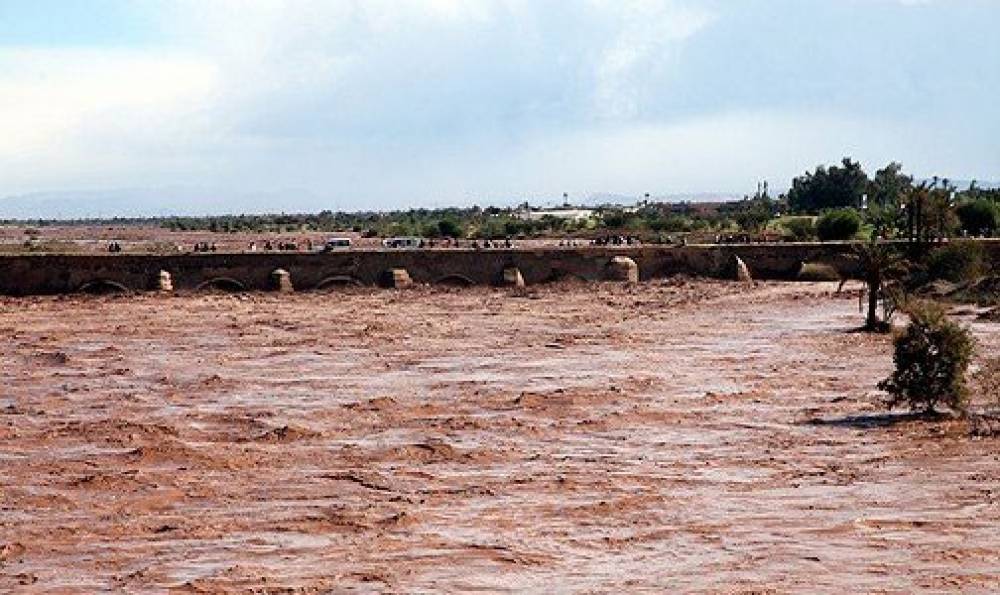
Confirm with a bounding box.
[816,209,861,241]
[878,301,975,414]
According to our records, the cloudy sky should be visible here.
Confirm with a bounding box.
[1,0,998,215]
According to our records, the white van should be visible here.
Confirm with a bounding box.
[323,237,352,251]
[382,237,423,249]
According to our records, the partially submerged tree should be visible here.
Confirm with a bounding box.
[854,237,907,331]
[927,240,986,284]
[879,301,975,414]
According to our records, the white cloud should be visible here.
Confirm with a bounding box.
[590,0,716,118]
[0,47,219,189]
[1,0,721,197]
[0,48,217,148]
[1,0,996,212]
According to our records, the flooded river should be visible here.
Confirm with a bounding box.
[1,280,997,592]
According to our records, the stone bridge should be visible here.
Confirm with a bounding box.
[1,242,997,296]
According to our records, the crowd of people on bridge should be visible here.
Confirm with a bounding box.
[591,235,641,246]
[467,238,515,250]
[102,234,650,255]
[248,240,314,252]
[379,237,518,250]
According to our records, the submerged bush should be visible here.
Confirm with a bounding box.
[927,240,985,283]
[879,301,975,414]
[816,209,861,241]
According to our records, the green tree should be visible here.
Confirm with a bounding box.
[437,219,464,238]
[781,217,816,241]
[956,199,999,237]
[868,162,912,209]
[902,182,959,250]
[733,197,774,232]
[787,158,869,213]
[927,241,985,283]
[854,236,906,331]
[539,214,567,232]
[504,219,527,236]
[816,208,862,241]
[601,209,635,229]
[649,215,692,233]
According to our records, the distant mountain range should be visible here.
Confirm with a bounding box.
[0,187,331,220]
[0,188,746,220]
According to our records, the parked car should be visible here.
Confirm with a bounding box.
[382,236,423,249]
[323,237,352,251]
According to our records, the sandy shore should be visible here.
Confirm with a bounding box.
[1,280,998,592]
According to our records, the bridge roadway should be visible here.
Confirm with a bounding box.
[0,241,996,295]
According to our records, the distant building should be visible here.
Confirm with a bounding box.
[515,208,595,222]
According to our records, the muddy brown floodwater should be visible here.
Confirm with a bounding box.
[1,280,998,593]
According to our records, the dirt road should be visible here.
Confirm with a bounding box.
[1,281,998,592]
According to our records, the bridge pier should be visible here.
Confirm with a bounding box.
[271,268,294,292]
[501,267,525,288]
[733,256,753,283]
[606,256,639,284]
[156,270,173,292]
[381,268,413,289]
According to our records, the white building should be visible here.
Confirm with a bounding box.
[515,208,595,222]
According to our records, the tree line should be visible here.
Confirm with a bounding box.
[4,158,997,242]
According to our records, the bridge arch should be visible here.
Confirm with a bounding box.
[196,277,247,292]
[649,262,685,280]
[78,279,131,294]
[544,269,591,284]
[434,274,476,286]
[315,275,364,290]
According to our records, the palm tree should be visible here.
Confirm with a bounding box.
[854,234,907,331]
